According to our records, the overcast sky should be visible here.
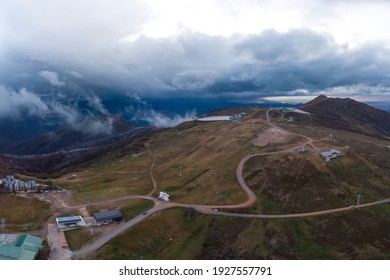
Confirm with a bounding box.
[1,0,390,113]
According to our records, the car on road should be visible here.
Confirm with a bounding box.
[143,212,147,215]
[348,205,355,209]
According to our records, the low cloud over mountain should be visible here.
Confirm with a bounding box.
[0,85,49,119]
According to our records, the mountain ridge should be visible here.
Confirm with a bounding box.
[0,115,136,155]
[299,95,390,139]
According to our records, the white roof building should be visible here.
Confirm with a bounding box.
[159,192,170,202]
[320,149,343,161]
[197,116,232,122]
[55,215,86,230]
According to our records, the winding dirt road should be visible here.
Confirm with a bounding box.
[146,144,158,196]
[49,109,389,259]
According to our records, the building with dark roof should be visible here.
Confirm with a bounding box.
[93,209,123,224]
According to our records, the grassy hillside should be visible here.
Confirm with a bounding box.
[94,205,389,260]
[55,107,269,206]
[3,101,388,260]
[0,194,51,232]
[60,106,390,260]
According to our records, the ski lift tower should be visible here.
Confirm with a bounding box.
[179,165,183,177]
[357,193,362,205]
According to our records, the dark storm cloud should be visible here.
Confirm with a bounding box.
[234,29,337,63]
[120,30,390,98]
[2,28,390,105]
[214,29,390,97]
[109,33,235,94]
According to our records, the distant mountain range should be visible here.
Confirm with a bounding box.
[1,94,389,159]
[0,115,149,155]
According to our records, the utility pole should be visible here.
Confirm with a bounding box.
[0,218,6,230]
[357,193,362,205]
[179,165,183,177]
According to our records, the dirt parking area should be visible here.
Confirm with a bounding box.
[252,127,293,147]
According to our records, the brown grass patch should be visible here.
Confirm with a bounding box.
[252,127,293,147]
